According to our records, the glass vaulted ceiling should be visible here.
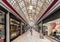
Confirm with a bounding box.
[7,0,53,25]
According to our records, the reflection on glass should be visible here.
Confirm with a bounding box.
[0,11,5,42]
[10,18,21,40]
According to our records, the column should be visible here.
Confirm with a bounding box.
[6,12,10,42]
[41,21,43,34]
[24,24,26,32]
[40,21,44,39]
[21,22,22,35]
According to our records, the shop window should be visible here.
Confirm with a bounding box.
[10,17,21,41]
[0,11,5,42]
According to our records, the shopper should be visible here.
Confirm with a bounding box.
[30,27,33,36]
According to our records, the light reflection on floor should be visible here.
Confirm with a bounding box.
[12,29,52,42]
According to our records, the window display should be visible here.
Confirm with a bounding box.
[43,26,48,35]
[43,18,60,40]
[21,23,25,34]
[10,25,17,39]
[0,11,5,42]
[10,18,21,40]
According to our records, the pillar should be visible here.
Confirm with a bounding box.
[40,21,44,39]
[6,12,10,42]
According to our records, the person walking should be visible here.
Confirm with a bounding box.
[30,27,33,36]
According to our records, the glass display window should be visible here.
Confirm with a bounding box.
[10,16,21,41]
[0,10,6,42]
[43,18,60,40]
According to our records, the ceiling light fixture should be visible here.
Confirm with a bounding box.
[28,5,33,10]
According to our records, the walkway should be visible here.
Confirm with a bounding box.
[12,29,52,42]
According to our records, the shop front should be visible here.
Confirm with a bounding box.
[43,9,60,41]
[10,14,21,41]
[0,10,6,42]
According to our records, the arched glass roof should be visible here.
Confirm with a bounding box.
[7,0,53,24]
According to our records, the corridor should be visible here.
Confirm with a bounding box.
[0,0,60,42]
[12,29,52,42]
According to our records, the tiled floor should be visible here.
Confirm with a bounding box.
[12,29,52,42]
